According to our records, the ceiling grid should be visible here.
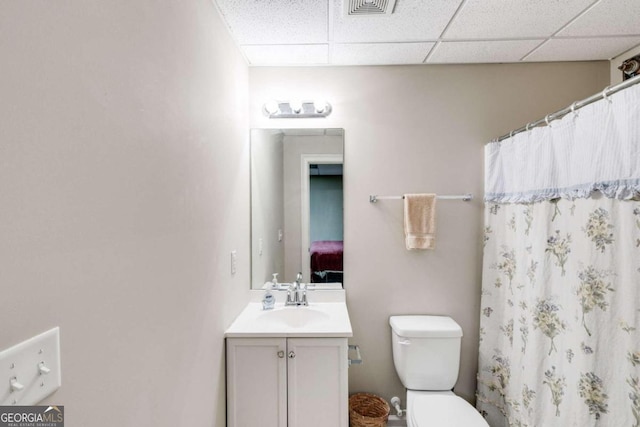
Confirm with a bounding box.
[213,0,640,66]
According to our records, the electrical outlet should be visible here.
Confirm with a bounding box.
[0,327,61,405]
[278,229,283,242]
[230,250,237,275]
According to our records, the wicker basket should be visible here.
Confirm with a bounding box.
[349,393,390,427]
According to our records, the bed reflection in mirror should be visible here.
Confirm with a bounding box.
[250,129,344,290]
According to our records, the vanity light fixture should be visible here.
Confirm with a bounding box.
[262,100,332,118]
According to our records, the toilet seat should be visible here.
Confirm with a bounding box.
[409,394,488,427]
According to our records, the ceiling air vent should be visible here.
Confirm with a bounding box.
[345,0,397,16]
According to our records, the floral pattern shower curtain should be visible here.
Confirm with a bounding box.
[477,197,640,426]
[477,83,640,426]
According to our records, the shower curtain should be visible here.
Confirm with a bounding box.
[477,84,640,427]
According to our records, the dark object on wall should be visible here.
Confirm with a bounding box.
[619,54,640,81]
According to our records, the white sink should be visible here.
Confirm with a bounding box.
[258,307,330,328]
[225,298,352,338]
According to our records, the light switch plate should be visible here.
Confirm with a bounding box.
[0,327,61,405]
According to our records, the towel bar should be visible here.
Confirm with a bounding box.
[369,194,473,203]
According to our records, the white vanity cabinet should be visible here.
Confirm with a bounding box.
[226,337,348,427]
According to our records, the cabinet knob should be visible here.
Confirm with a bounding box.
[288,351,296,359]
[277,351,285,358]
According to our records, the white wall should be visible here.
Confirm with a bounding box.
[250,62,609,403]
[0,1,249,425]
[251,130,285,288]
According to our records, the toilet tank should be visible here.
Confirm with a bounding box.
[389,315,463,391]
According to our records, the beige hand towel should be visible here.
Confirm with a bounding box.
[403,193,436,250]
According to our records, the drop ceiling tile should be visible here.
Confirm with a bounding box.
[331,42,434,65]
[558,0,640,37]
[242,44,329,66]
[428,40,543,64]
[215,0,328,44]
[525,37,640,62]
[444,0,593,39]
[332,0,462,43]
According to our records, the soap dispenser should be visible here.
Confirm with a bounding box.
[262,274,277,310]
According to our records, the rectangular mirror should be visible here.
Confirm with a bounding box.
[250,128,344,289]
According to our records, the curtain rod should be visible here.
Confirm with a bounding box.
[495,74,640,143]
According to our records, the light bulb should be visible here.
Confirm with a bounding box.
[314,99,327,114]
[264,101,279,115]
[290,100,302,114]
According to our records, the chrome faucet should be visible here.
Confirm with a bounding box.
[286,272,308,306]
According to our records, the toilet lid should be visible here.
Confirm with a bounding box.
[410,394,488,427]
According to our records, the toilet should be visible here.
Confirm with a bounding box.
[389,315,489,427]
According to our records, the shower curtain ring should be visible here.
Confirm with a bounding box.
[526,123,531,132]
[545,114,552,127]
[570,101,579,118]
[509,130,514,138]
[602,86,612,103]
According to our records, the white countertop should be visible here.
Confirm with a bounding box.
[225,300,353,338]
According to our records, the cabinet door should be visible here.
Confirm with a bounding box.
[227,338,287,427]
[286,338,348,427]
